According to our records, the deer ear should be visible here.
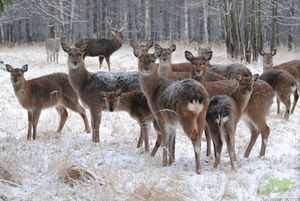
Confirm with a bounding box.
[259,50,264,56]
[252,73,259,81]
[169,44,176,52]
[184,51,194,61]
[133,47,142,58]
[21,64,28,72]
[271,49,277,56]
[5,64,13,72]
[147,40,154,49]
[61,42,71,53]
[80,44,88,53]
[205,51,213,61]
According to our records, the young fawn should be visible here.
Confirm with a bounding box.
[45,31,60,63]
[206,75,257,170]
[184,51,274,158]
[259,69,298,120]
[101,89,156,152]
[6,64,90,140]
[61,43,151,146]
[133,47,209,174]
[260,49,299,115]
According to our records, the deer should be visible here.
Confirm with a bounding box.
[101,89,157,153]
[260,49,300,115]
[197,47,252,79]
[5,64,91,140]
[154,44,227,82]
[184,50,274,159]
[206,74,258,170]
[61,42,155,147]
[133,46,210,174]
[75,17,127,71]
[130,40,154,54]
[45,31,60,63]
[258,69,298,120]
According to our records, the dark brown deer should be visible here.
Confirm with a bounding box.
[6,64,90,140]
[185,51,274,158]
[133,46,209,174]
[61,42,152,146]
[206,75,257,170]
[260,49,300,115]
[75,17,127,71]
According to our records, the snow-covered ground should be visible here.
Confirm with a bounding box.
[0,43,299,201]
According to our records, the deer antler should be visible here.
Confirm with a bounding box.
[105,17,113,29]
[119,15,128,32]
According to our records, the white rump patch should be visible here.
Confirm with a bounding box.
[216,115,229,126]
[187,100,203,114]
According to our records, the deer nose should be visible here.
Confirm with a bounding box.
[73,61,78,66]
[109,106,114,112]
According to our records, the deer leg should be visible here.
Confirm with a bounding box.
[32,109,41,140]
[171,128,176,161]
[46,52,49,62]
[291,89,299,114]
[276,97,280,114]
[99,56,104,69]
[137,126,144,148]
[139,122,150,152]
[168,127,176,165]
[27,111,33,140]
[223,127,236,171]
[105,56,111,71]
[204,125,212,156]
[91,110,101,143]
[280,95,291,120]
[68,104,91,133]
[56,106,68,134]
[55,53,59,63]
[151,119,161,157]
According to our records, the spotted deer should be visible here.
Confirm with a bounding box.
[61,43,155,148]
[75,17,127,71]
[206,75,257,170]
[101,89,157,152]
[45,31,60,63]
[260,49,300,115]
[185,51,274,158]
[5,64,90,140]
[133,46,209,174]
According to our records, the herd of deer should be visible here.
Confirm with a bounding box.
[4,19,300,174]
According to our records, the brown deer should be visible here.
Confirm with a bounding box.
[133,46,210,174]
[61,42,146,144]
[260,49,300,115]
[45,31,60,63]
[154,44,226,82]
[5,64,90,140]
[101,89,156,152]
[75,17,127,71]
[206,75,257,170]
[259,69,298,120]
[130,40,153,54]
[184,51,274,158]
[197,47,252,79]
